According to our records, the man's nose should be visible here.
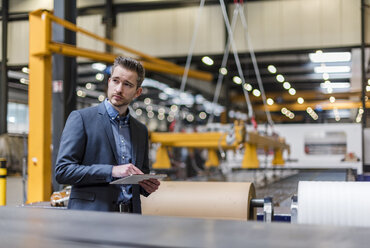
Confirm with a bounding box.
[115,83,123,93]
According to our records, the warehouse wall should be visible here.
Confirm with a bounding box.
[0,0,367,64]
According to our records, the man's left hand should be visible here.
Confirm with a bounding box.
[139,178,160,194]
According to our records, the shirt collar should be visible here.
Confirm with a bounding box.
[104,99,130,122]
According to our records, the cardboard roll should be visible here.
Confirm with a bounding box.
[297,181,370,227]
[141,181,256,220]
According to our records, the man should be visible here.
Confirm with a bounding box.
[55,56,160,213]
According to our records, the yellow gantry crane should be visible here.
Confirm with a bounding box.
[150,122,290,170]
[28,9,212,203]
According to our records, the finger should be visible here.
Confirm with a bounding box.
[131,165,144,174]
[148,179,160,185]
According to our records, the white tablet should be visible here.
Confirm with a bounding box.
[110,174,167,184]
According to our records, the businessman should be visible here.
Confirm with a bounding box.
[55,56,160,213]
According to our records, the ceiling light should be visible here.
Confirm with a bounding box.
[281,108,287,114]
[276,74,285,83]
[158,113,165,121]
[335,116,340,122]
[85,83,92,89]
[244,83,252,91]
[170,105,178,112]
[92,63,107,71]
[199,112,207,120]
[329,96,336,103]
[309,52,351,63]
[186,114,194,122]
[219,67,228,75]
[320,82,350,89]
[19,78,29,85]
[366,86,370,92]
[95,73,104,81]
[359,108,364,114]
[159,92,168,100]
[167,115,174,122]
[22,67,29,74]
[306,107,313,114]
[202,56,214,66]
[252,89,261,97]
[267,65,277,74]
[283,82,291,89]
[297,97,304,104]
[323,73,330,80]
[267,98,274,105]
[314,66,351,73]
[135,109,142,116]
[98,95,105,102]
[368,79,370,85]
[233,76,242,84]
[327,87,333,93]
[288,88,296,95]
[147,111,154,119]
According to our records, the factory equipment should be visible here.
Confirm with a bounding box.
[150,123,290,170]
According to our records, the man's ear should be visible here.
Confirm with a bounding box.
[135,87,143,98]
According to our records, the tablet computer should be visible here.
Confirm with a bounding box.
[110,174,167,184]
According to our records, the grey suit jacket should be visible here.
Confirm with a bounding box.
[55,102,150,213]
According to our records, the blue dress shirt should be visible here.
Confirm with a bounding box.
[104,99,133,203]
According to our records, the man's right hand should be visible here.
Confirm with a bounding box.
[111,163,144,178]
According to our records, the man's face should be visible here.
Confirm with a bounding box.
[107,65,142,110]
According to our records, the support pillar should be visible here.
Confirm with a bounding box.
[0,0,8,135]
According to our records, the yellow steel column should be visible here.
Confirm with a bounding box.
[27,10,52,203]
[0,158,7,206]
[205,149,219,168]
[242,143,259,169]
[152,145,171,169]
[272,149,285,166]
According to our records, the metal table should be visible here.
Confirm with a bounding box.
[0,206,369,248]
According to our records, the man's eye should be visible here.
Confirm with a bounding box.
[124,83,133,87]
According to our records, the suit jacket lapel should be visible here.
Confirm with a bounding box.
[130,117,139,165]
[98,103,119,163]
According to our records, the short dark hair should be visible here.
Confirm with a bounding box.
[111,56,145,87]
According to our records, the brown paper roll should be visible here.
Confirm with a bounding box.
[141,181,256,220]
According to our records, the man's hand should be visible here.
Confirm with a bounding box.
[139,178,160,194]
[111,163,144,178]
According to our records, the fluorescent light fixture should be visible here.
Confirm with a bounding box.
[283,82,291,89]
[22,67,29,74]
[252,89,261,97]
[233,76,242,84]
[267,98,274,105]
[323,73,330,80]
[309,52,351,63]
[314,66,351,73]
[276,74,285,83]
[202,56,214,66]
[244,83,252,91]
[219,67,228,75]
[267,65,277,74]
[368,79,370,85]
[288,88,296,95]
[297,97,304,104]
[320,82,350,89]
[92,63,107,71]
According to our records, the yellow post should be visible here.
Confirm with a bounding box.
[205,149,219,168]
[242,143,259,169]
[27,10,52,203]
[0,158,6,206]
[152,145,171,169]
[272,148,285,166]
